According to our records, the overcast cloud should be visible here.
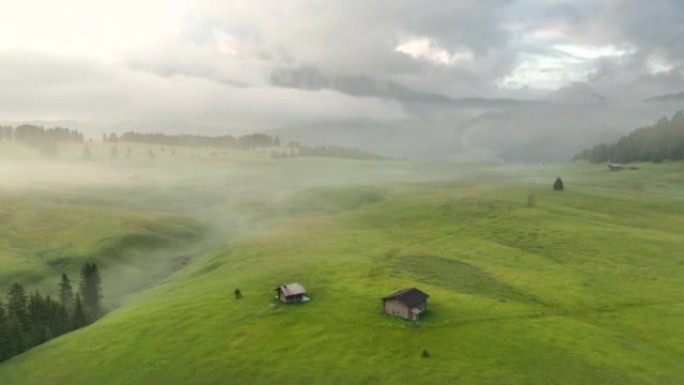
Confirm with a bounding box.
[0,0,683,136]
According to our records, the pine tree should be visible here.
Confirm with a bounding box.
[110,145,118,159]
[79,263,102,320]
[7,283,30,329]
[553,177,564,191]
[27,291,47,344]
[53,297,70,335]
[59,273,74,312]
[1,283,74,363]
[234,288,242,299]
[72,294,88,329]
[126,147,132,159]
[7,318,26,355]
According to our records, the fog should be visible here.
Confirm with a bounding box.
[0,141,530,306]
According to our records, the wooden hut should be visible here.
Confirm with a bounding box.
[275,283,309,303]
[382,288,429,321]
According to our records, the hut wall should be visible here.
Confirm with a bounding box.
[384,299,410,319]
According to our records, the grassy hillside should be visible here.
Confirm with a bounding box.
[0,191,205,305]
[0,153,683,384]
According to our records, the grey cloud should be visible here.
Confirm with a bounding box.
[0,51,406,131]
[182,0,518,97]
[4,0,684,161]
[109,0,684,103]
[512,0,684,99]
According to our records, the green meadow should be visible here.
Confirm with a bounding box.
[1,141,683,384]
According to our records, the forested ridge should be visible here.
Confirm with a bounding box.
[574,110,684,163]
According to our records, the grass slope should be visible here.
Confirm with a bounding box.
[0,191,206,306]
[1,159,683,384]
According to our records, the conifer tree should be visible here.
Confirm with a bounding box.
[72,294,88,329]
[52,297,70,335]
[79,263,102,320]
[553,177,564,191]
[7,318,26,356]
[1,279,76,363]
[7,283,30,329]
[59,273,74,311]
[27,291,47,344]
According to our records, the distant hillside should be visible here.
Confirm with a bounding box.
[270,105,632,162]
[644,91,684,103]
[574,110,684,163]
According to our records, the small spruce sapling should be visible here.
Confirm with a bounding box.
[553,177,564,191]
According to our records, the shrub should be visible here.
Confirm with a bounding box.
[553,177,564,191]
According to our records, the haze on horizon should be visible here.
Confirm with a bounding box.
[1,0,683,160]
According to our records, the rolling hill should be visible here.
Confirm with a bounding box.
[1,147,683,384]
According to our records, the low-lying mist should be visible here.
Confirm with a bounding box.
[2,141,550,309]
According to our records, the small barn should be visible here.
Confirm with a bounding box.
[382,288,429,321]
[275,283,309,303]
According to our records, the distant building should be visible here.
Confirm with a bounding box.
[275,283,309,303]
[608,163,624,171]
[382,288,429,321]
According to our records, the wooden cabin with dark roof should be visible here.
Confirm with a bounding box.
[275,283,309,303]
[382,288,429,321]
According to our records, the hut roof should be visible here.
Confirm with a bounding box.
[278,283,306,296]
[382,288,429,307]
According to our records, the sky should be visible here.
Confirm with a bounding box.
[0,0,683,132]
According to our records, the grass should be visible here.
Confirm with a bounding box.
[0,143,683,384]
[0,192,207,306]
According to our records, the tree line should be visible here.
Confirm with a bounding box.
[0,263,102,363]
[0,125,84,155]
[574,110,684,163]
[3,125,388,161]
[108,132,280,149]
